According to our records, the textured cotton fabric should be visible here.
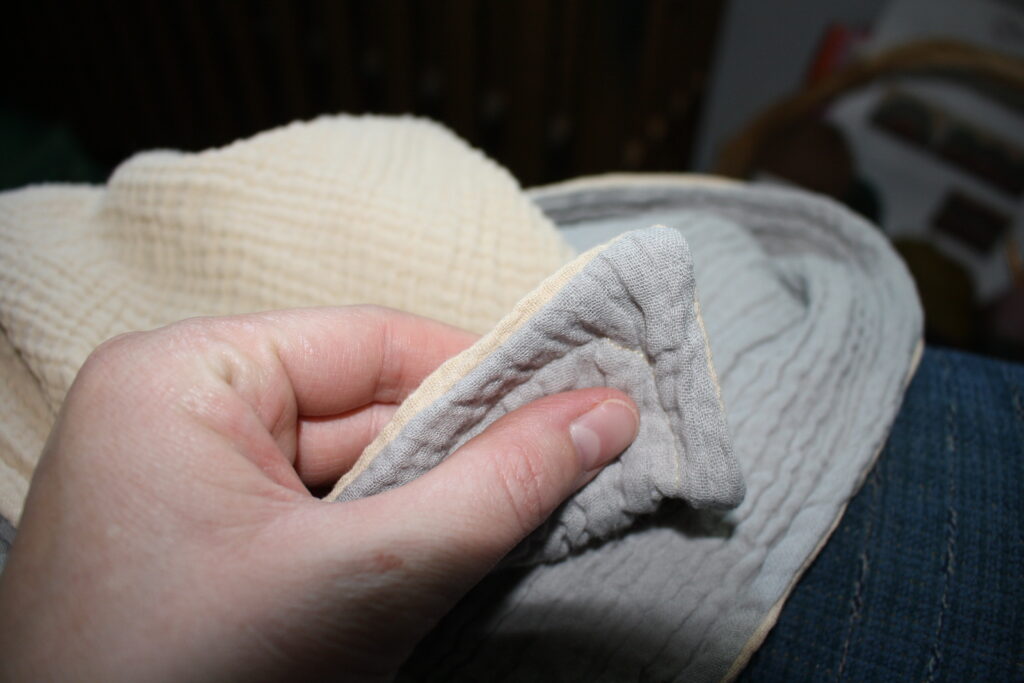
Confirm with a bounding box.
[0,115,570,524]
[390,177,922,682]
[331,227,744,564]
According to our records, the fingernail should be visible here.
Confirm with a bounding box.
[570,399,639,472]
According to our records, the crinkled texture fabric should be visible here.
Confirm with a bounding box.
[331,227,744,565]
[388,177,922,682]
[0,115,571,523]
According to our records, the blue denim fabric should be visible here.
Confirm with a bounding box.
[739,348,1024,682]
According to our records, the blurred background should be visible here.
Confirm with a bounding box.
[2,0,1023,359]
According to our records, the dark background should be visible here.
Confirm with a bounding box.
[2,1,1023,359]
[0,0,723,189]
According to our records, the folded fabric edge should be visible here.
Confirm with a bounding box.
[328,224,743,512]
[528,172,741,200]
[325,236,621,501]
[526,177,927,679]
[720,338,924,682]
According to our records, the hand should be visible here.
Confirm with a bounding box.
[0,306,639,681]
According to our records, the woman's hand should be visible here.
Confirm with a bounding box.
[0,306,638,681]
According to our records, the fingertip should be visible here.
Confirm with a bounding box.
[569,398,640,471]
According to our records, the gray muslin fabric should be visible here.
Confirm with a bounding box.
[335,227,744,565]
[361,179,923,682]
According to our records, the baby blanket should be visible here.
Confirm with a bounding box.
[0,117,922,681]
[393,176,922,681]
[329,226,745,565]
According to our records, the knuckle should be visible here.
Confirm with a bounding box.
[81,331,145,377]
[68,331,152,415]
[161,317,255,372]
[163,316,226,349]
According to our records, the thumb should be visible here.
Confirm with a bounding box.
[375,388,639,576]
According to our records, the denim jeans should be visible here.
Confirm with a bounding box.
[739,348,1023,681]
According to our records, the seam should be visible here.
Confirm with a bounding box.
[924,356,959,682]
[835,466,880,680]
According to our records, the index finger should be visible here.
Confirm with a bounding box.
[248,305,477,417]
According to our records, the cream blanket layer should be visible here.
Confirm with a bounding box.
[0,116,570,522]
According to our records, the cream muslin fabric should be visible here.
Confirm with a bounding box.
[0,116,570,522]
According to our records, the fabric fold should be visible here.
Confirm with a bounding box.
[330,226,744,565]
[391,177,922,682]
